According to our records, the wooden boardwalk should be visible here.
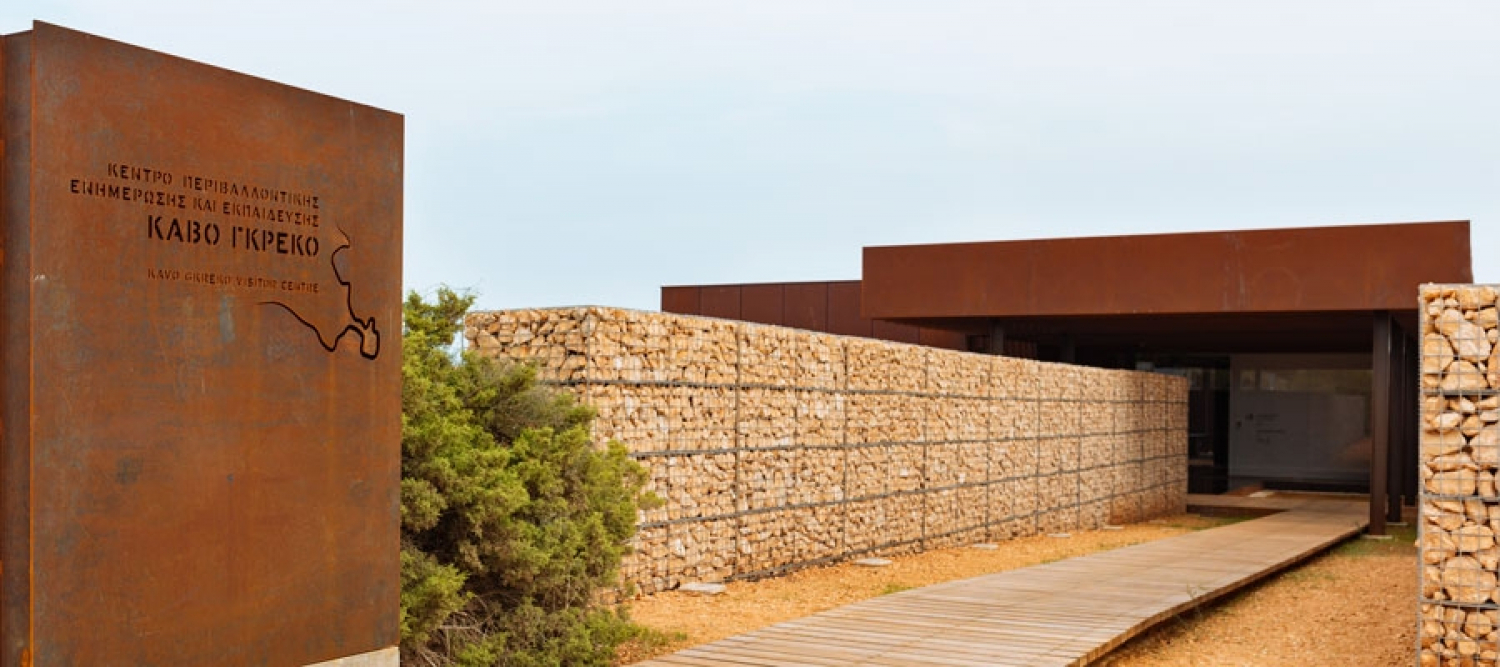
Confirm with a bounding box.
[633,496,1367,667]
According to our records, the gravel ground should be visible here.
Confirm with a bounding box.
[615,515,1230,665]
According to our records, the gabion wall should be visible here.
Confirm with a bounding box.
[465,307,1188,594]
[1421,284,1500,667]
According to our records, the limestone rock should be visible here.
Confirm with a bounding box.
[678,582,726,596]
[1443,361,1488,392]
[1477,547,1500,572]
[1490,344,1500,391]
[1429,452,1476,472]
[1424,529,1457,564]
[1428,470,1477,497]
[1457,285,1498,310]
[1424,429,1467,459]
[1479,471,1497,499]
[1432,411,1464,432]
[1442,555,1496,604]
[1438,308,1492,363]
[1456,326,1493,364]
[1425,333,1456,377]
[1455,524,1496,553]
[1471,428,1500,467]
[1430,502,1466,531]
[1467,499,1489,524]
[1438,308,1469,336]
[1478,308,1500,330]
[1463,414,1485,437]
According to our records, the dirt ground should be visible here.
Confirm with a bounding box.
[615,516,1417,667]
[615,515,1229,665]
[1097,523,1417,667]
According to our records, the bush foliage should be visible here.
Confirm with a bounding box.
[401,288,653,666]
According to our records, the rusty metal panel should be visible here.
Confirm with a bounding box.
[783,283,830,332]
[3,23,400,666]
[699,285,742,320]
[1,29,33,664]
[740,283,784,326]
[826,281,872,337]
[663,280,970,353]
[917,327,966,351]
[1002,340,1038,359]
[873,319,921,344]
[864,222,1472,319]
[660,286,701,315]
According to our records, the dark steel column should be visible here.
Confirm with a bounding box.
[1386,322,1407,524]
[986,322,1006,355]
[1402,329,1419,506]
[1370,311,1392,535]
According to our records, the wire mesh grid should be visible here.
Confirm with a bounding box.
[466,308,1189,594]
[1418,284,1500,667]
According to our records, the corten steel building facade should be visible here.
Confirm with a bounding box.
[663,221,1474,534]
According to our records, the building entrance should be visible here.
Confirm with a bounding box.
[1226,354,1372,492]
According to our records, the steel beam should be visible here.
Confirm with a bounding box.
[1370,311,1393,535]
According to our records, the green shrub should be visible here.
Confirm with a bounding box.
[400,288,654,666]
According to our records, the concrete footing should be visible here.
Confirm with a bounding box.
[305,646,399,667]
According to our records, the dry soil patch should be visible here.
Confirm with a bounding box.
[615,514,1228,665]
[1096,524,1417,667]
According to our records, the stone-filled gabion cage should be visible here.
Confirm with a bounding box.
[465,307,1189,595]
[1420,284,1500,667]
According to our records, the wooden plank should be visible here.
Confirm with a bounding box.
[629,498,1368,666]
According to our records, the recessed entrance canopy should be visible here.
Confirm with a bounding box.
[666,221,1476,536]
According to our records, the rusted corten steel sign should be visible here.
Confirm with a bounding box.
[862,221,1473,320]
[2,23,401,666]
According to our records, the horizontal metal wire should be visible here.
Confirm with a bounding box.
[1417,492,1500,503]
[636,475,1182,529]
[620,430,1184,457]
[546,375,1186,403]
[694,490,1179,584]
[1421,389,1500,397]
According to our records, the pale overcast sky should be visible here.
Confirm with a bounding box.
[5,2,1497,311]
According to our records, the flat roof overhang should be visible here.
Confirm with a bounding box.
[986,310,1405,355]
[862,221,1473,324]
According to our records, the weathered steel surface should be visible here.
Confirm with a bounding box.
[1,30,33,666]
[872,319,920,344]
[782,282,829,332]
[659,286,700,315]
[739,283,784,325]
[918,327,966,350]
[863,221,1472,319]
[698,285,741,320]
[2,22,401,666]
[661,280,967,350]
[825,281,871,338]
